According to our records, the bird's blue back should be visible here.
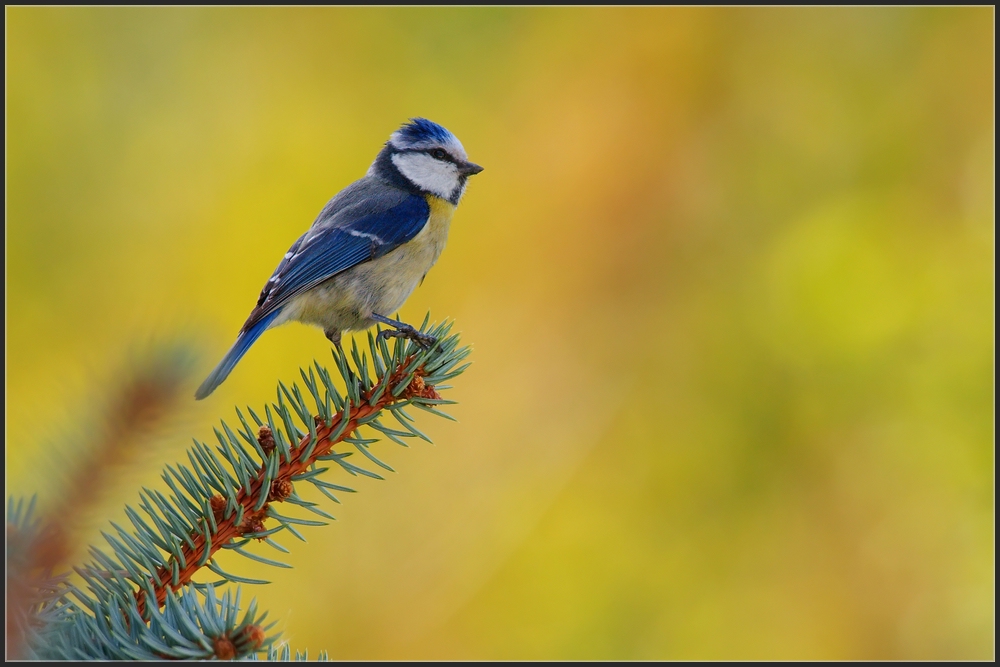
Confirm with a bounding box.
[246,179,430,332]
[194,177,430,399]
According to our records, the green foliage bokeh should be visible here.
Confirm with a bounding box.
[6,7,994,660]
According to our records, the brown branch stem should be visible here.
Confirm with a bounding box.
[135,359,437,618]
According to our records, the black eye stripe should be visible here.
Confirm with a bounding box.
[395,147,459,164]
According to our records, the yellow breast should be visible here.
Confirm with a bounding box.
[425,194,456,236]
[408,194,455,261]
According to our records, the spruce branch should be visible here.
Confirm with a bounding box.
[6,497,68,659]
[7,347,193,660]
[19,316,470,660]
[32,344,194,571]
[135,330,459,615]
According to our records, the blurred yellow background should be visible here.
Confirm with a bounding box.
[6,7,994,660]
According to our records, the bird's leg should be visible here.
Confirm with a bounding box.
[325,328,344,354]
[371,313,437,348]
[326,327,363,383]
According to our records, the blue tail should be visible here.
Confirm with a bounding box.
[195,311,281,400]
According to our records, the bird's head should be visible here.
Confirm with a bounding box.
[370,118,483,204]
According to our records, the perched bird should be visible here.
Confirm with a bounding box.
[195,118,482,399]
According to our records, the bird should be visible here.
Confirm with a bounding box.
[195,118,483,400]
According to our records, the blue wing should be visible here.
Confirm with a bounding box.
[195,181,429,400]
[245,185,430,332]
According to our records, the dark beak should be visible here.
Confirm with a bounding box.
[459,161,484,176]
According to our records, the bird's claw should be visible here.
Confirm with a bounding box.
[414,332,438,349]
[377,325,437,349]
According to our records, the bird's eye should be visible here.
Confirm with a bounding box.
[431,148,447,160]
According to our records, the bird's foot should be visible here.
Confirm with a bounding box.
[371,313,437,349]
[377,324,437,349]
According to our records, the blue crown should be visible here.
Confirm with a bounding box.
[392,118,456,149]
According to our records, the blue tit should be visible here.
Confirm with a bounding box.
[195,118,483,400]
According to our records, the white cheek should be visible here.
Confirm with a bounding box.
[391,153,460,199]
